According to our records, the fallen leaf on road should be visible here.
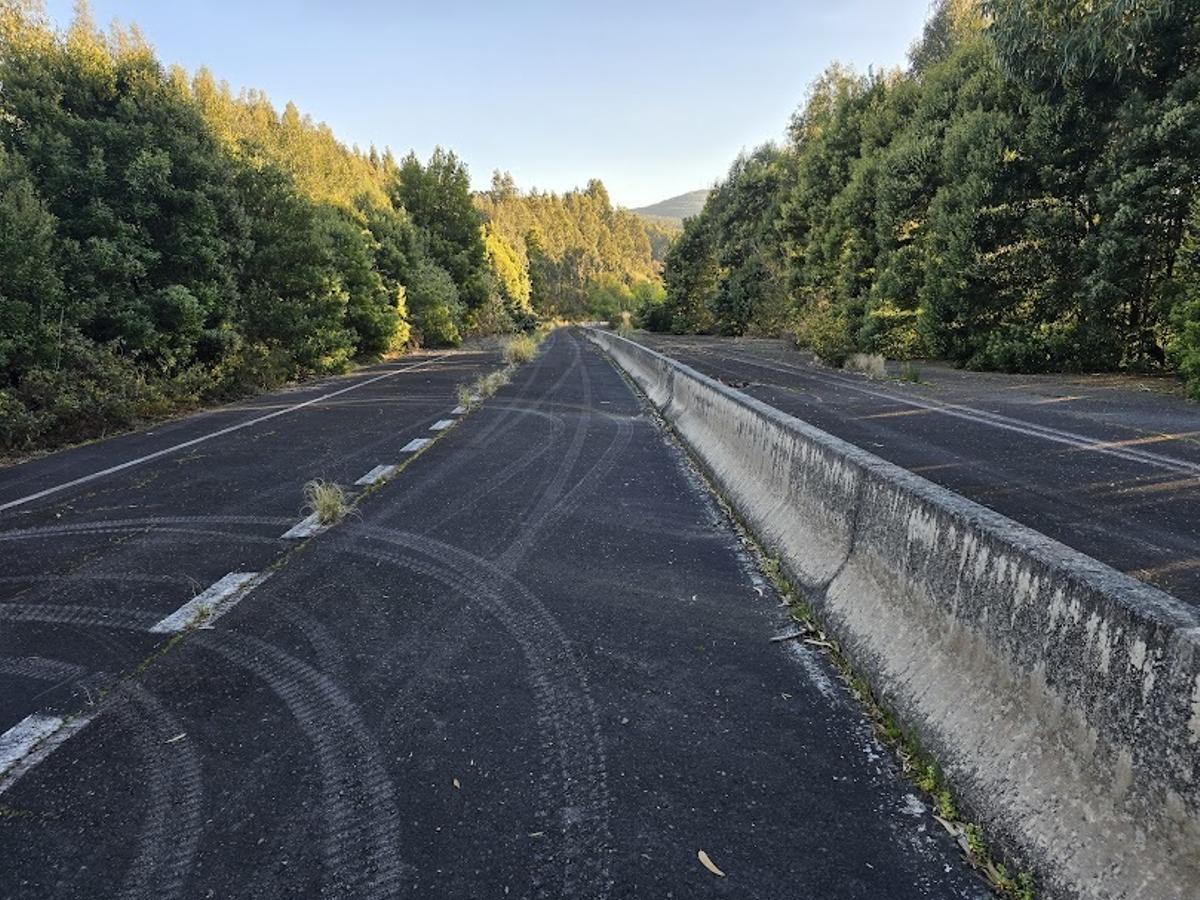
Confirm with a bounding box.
[698,850,725,877]
[453,778,460,789]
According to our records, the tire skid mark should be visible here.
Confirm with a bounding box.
[116,685,204,900]
[380,331,580,515]
[0,515,291,542]
[339,528,613,899]
[0,603,160,631]
[0,656,89,683]
[479,333,595,558]
[191,630,407,899]
[493,355,635,571]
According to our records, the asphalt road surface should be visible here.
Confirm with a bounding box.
[0,330,986,898]
[634,333,1200,605]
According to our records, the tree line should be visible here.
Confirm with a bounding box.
[0,1,663,452]
[648,0,1200,397]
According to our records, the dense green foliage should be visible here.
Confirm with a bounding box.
[476,173,664,321]
[0,2,664,452]
[655,0,1200,396]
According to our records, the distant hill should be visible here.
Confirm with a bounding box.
[631,189,710,225]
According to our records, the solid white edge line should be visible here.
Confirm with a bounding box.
[149,571,262,634]
[400,438,432,452]
[354,464,398,486]
[0,713,63,778]
[0,354,451,514]
[429,419,455,431]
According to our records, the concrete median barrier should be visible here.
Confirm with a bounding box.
[588,327,1200,900]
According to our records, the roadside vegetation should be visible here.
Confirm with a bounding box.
[636,0,1200,399]
[0,3,664,455]
[459,329,550,408]
[303,479,348,526]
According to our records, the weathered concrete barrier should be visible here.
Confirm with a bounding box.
[588,328,1200,900]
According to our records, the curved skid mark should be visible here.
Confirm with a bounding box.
[192,631,406,899]
[117,686,205,900]
[385,331,581,513]
[0,603,160,631]
[0,515,292,542]
[338,528,613,899]
[0,656,89,683]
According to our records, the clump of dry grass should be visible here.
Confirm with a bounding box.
[503,333,539,364]
[843,352,886,378]
[303,479,347,525]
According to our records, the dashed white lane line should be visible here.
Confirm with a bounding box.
[429,419,455,431]
[451,405,467,415]
[354,465,398,486]
[0,714,62,778]
[0,354,451,515]
[281,513,327,540]
[401,438,432,452]
[149,572,266,633]
[0,711,96,794]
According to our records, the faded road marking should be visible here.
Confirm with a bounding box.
[400,438,432,452]
[0,711,96,794]
[354,465,398,486]
[429,419,455,431]
[282,513,326,540]
[0,714,62,778]
[0,354,449,515]
[150,572,265,633]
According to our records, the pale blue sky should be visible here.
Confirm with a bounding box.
[44,1,932,208]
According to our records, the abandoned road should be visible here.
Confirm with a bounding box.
[0,330,985,898]
[636,333,1200,604]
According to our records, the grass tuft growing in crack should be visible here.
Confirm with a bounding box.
[502,333,539,364]
[303,479,347,525]
[456,327,550,409]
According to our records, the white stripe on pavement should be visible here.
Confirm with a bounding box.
[0,354,450,514]
[429,419,455,431]
[149,572,265,633]
[354,465,398,486]
[0,714,62,779]
[400,438,432,452]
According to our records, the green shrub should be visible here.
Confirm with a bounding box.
[792,303,855,367]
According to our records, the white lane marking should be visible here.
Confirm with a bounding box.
[0,355,451,514]
[149,572,265,633]
[429,419,455,431]
[354,465,397,486]
[0,714,62,778]
[400,438,432,452]
[0,711,95,794]
[720,352,1200,478]
[451,405,467,415]
[281,513,326,540]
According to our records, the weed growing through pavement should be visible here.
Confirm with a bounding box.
[899,361,922,383]
[503,333,538,364]
[303,479,348,525]
[457,328,550,408]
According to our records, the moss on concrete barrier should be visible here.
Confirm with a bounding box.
[589,328,1200,900]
